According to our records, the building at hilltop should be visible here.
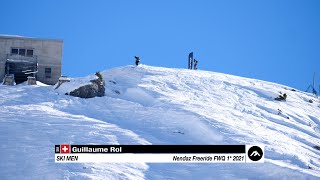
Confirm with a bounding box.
[0,35,63,85]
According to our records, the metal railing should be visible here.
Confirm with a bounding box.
[6,53,38,63]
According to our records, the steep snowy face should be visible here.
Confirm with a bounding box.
[102,65,320,176]
[1,64,320,179]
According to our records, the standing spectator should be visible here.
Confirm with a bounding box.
[194,59,198,70]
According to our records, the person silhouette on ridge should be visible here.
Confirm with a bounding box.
[194,59,198,70]
[135,56,140,66]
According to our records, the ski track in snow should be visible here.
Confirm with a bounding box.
[1,64,320,179]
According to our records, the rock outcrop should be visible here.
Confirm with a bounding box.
[69,79,105,98]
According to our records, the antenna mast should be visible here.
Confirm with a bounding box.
[313,72,315,91]
[306,72,318,96]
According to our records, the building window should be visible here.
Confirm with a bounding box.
[11,48,18,55]
[11,48,34,57]
[45,68,51,78]
[19,49,26,56]
[26,49,33,57]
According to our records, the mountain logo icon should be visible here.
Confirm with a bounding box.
[250,151,260,157]
[248,146,263,161]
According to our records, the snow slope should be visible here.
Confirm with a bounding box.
[1,64,320,179]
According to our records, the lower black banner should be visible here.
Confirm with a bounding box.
[55,145,245,154]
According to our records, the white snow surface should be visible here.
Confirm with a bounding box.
[1,64,320,179]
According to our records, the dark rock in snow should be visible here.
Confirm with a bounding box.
[109,80,117,84]
[173,131,185,135]
[69,79,105,98]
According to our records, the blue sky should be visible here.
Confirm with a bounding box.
[1,0,319,91]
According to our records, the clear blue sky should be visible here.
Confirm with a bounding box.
[1,0,319,91]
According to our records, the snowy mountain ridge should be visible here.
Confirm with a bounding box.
[1,64,320,179]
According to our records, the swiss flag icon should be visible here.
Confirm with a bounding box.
[60,144,70,153]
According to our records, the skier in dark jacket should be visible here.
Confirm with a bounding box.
[135,56,140,66]
[194,59,198,70]
[275,93,287,101]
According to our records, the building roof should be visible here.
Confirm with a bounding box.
[0,34,63,43]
